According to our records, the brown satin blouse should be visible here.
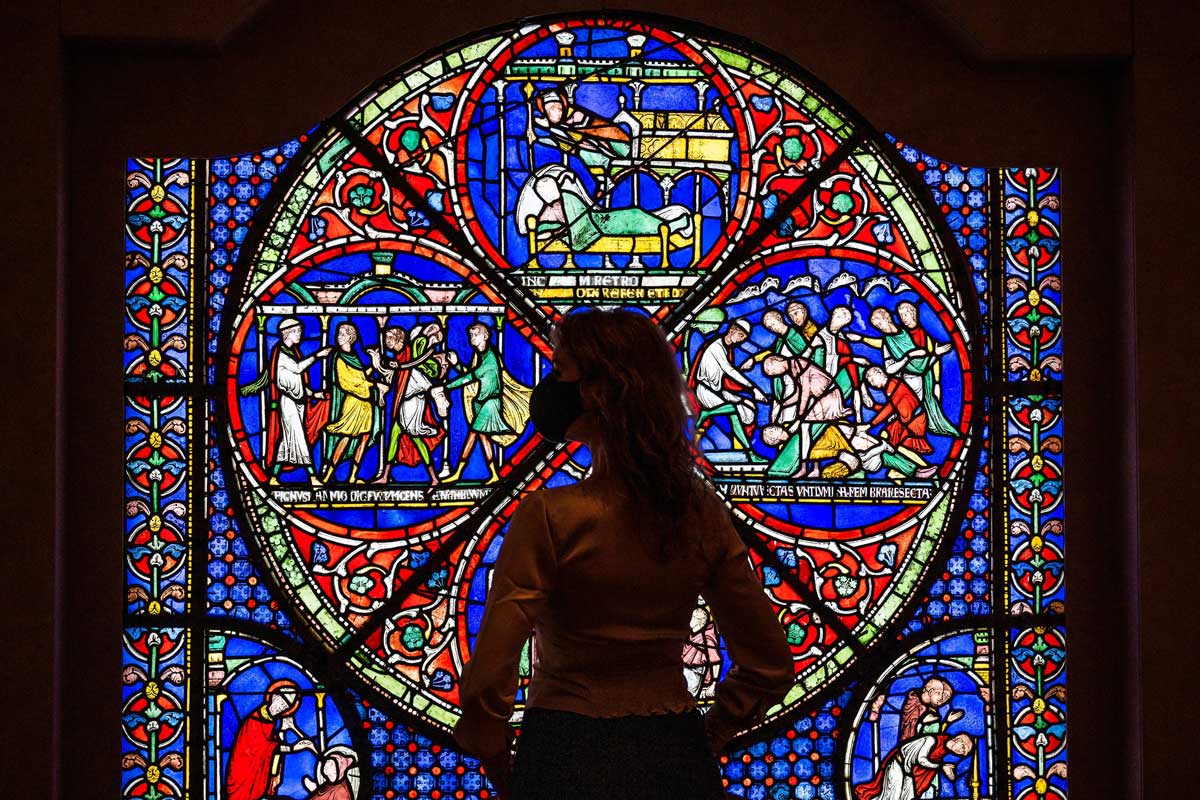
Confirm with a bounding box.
[451,478,795,761]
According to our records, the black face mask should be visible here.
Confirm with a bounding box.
[529,369,585,443]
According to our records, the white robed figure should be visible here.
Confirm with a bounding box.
[397,364,438,435]
[687,319,767,458]
[369,324,450,486]
[693,321,760,424]
[275,346,320,465]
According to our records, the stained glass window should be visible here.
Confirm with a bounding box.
[122,13,1065,800]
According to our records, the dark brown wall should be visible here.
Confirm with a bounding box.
[0,5,63,797]
[5,1,1193,797]
[1133,4,1200,799]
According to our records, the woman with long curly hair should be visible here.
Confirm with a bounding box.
[452,308,794,799]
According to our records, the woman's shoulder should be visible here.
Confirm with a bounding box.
[531,479,617,513]
[681,480,729,521]
[529,478,727,527]
[516,483,611,549]
[516,482,602,518]
[536,475,614,497]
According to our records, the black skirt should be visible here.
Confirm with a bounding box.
[510,706,728,799]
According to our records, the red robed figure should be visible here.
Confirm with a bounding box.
[225,679,300,800]
[868,376,933,454]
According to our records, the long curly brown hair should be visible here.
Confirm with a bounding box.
[552,308,708,560]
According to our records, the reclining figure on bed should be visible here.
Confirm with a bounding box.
[516,165,701,268]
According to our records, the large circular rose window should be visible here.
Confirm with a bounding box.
[219,13,981,739]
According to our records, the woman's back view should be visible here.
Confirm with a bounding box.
[452,309,794,799]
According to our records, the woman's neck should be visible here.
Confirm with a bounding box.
[582,441,619,485]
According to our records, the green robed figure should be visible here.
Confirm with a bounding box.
[441,322,532,484]
[852,308,959,438]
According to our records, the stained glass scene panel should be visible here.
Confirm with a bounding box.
[121,13,1065,800]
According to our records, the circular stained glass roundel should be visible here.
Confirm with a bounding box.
[218,13,981,739]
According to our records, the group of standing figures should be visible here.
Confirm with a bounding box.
[688,298,960,481]
[242,317,531,487]
[244,294,959,488]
